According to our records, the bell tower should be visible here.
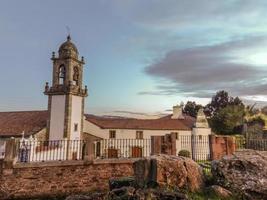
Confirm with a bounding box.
[44,35,88,140]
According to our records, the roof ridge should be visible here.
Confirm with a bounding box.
[0,110,48,114]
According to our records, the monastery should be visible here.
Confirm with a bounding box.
[0,37,211,158]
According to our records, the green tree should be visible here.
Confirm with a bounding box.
[210,104,245,135]
[183,101,202,118]
[204,90,243,117]
[205,91,245,134]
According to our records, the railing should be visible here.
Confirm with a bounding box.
[179,135,211,173]
[17,139,85,163]
[94,139,151,159]
[0,141,5,159]
[235,136,246,150]
[245,139,267,151]
[235,136,267,151]
[179,135,211,161]
[0,151,4,159]
[94,136,211,161]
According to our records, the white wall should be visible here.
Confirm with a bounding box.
[49,95,66,140]
[70,96,83,140]
[83,120,192,139]
[84,120,211,159]
[192,127,211,135]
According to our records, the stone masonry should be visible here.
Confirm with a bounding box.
[0,160,134,199]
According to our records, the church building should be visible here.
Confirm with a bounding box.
[0,36,211,158]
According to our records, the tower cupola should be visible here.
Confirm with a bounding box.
[58,35,78,59]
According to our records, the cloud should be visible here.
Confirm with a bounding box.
[112,0,267,31]
[141,36,267,98]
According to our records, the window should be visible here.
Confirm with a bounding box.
[109,130,116,139]
[59,65,66,85]
[73,66,79,86]
[171,132,179,140]
[74,123,78,132]
[136,131,143,139]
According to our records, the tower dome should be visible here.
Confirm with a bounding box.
[58,35,78,58]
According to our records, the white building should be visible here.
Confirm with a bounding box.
[0,36,211,160]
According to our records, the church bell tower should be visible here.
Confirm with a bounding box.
[44,35,88,140]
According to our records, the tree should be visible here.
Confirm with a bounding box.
[183,101,202,118]
[210,104,245,135]
[261,106,267,115]
[204,90,244,117]
[205,90,245,134]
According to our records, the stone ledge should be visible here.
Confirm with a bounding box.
[93,158,138,165]
[14,160,85,168]
[12,158,137,168]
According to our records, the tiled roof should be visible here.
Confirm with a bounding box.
[85,114,195,130]
[0,111,195,138]
[0,110,48,137]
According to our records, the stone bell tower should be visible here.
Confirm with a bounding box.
[44,35,88,140]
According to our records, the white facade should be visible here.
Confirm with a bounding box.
[70,96,83,140]
[83,120,193,139]
[83,108,212,159]
[49,95,66,140]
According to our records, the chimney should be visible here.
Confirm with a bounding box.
[171,103,185,119]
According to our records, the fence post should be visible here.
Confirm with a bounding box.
[225,136,236,156]
[170,132,177,156]
[3,138,16,174]
[84,139,95,162]
[191,134,196,160]
[209,135,215,160]
[151,136,162,155]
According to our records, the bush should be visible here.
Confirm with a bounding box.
[178,150,191,158]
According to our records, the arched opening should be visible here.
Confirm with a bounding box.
[73,66,79,86]
[59,65,66,85]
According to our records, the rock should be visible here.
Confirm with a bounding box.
[108,186,136,199]
[212,149,267,200]
[109,177,136,190]
[65,192,106,200]
[210,185,232,198]
[133,154,204,192]
[108,187,188,200]
[152,189,188,200]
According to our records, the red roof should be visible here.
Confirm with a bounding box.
[85,114,195,130]
[0,111,48,137]
[0,111,195,137]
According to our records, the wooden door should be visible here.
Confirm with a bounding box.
[108,148,118,158]
[131,146,142,158]
[72,151,78,160]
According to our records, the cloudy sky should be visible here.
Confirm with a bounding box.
[1,0,267,114]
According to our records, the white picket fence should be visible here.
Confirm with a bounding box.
[17,138,84,162]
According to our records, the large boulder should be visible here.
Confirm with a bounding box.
[212,149,267,200]
[133,154,205,192]
[108,187,188,200]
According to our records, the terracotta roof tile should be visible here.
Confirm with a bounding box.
[0,111,195,137]
[0,110,48,137]
[85,114,195,130]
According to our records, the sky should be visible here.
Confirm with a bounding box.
[1,0,267,115]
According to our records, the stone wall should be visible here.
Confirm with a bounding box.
[0,159,134,199]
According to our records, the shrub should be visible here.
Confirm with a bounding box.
[178,150,191,158]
